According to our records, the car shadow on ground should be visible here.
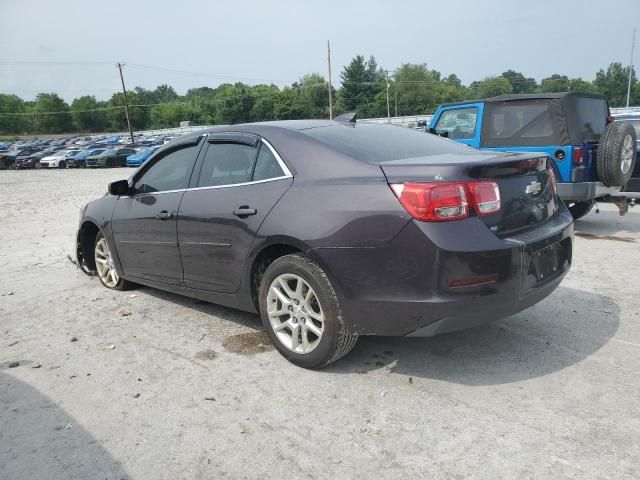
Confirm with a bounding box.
[574,207,640,237]
[0,371,129,480]
[141,285,618,386]
[325,286,619,385]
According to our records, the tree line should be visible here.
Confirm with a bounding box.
[0,56,638,136]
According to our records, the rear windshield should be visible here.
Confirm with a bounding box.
[301,124,476,163]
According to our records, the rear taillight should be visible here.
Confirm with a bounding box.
[468,182,501,215]
[547,166,558,195]
[572,147,584,166]
[390,181,500,222]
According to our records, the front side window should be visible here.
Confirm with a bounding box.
[435,107,478,139]
[133,145,199,194]
[197,142,257,188]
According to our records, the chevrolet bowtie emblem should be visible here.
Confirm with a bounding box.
[525,181,542,195]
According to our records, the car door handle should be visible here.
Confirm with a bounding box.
[155,210,173,220]
[233,206,257,217]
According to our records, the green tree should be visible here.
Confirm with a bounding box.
[31,93,72,133]
[106,91,149,131]
[539,74,570,93]
[392,63,444,115]
[0,94,27,134]
[274,86,309,120]
[214,83,255,124]
[70,95,106,132]
[594,62,636,107]
[149,102,200,128]
[299,73,332,118]
[473,76,513,98]
[501,70,537,94]
[338,55,386,117]
[249,84,280,121]
[568,77,597,93]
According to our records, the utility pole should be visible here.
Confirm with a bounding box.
[117,62,135,144]
[394,88,398,117]
[386,70,391,123]
[626,28,636,108]
[327,40,333,120]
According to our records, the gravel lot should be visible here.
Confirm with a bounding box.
[1,169,639,480]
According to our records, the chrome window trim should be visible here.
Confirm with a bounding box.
[261,138,292,177]
[119,136,293,198]
[187,175,291,192]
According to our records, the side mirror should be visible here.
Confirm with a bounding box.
[108,179,130,196]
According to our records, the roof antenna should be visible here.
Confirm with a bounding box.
[334,112,357,123]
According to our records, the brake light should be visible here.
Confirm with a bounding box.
[572,147,584,166]
[468,182,501,215]
[547,166,558,195]
[390,181,501,222]
[390,182,468,221]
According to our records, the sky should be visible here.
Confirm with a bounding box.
[0,0,638,102]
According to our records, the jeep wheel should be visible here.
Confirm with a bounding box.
[567,201,594,220]
[597,122,637,187]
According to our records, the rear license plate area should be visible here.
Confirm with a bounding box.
[525,238,571,289]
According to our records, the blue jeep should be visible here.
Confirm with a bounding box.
[430,93,638,218]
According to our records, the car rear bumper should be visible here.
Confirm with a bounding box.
[312,206,573,337]
[558,181,622,201]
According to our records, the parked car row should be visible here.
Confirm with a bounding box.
[0,133,175,169]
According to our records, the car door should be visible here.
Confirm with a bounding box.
[432,104,483,147]
[178,135,293,292]
[110,137,204,284]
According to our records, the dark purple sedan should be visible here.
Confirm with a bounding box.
[76,119,573,368]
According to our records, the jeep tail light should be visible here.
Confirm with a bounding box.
[572,147,584,166]
[390,181,501,222]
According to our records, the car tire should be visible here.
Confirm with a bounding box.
[597,121,637,187]
[94,232,133,291]
[258,253,358,369]
[59,160,66,169]
[567,200,594,220]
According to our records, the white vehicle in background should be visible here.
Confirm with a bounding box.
[39,149,80,168]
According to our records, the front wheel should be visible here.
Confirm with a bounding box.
[59,160,66,169]
[567,200,595,220]
[94,232,132,290]
[259,253,358,368]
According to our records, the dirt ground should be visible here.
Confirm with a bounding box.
[1,169,639,480]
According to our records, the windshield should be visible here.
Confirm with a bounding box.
[301,124,477,163]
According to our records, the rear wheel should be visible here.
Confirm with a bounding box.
[259,254,358,368]
[567,200,594,220]
[94,232,132,290]
[597,122,637,187]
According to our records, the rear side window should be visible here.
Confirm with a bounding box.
[574,97,607,140]
[253,143,285,181]
[482,100,566,147]
[435,107,478,139]
[197,143,257,187]
[301,123,476,163]
[133,145,199,193]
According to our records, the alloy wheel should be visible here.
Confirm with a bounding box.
[95,237,120,288]
[266,273,325,354]
[621,134,634,175]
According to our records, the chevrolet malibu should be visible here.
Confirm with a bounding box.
[76,120,573,368]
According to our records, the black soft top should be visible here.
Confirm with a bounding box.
[441,92,610,146]
[484,92,606,103]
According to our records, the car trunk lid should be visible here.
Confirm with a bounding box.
[380,152,560,237]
